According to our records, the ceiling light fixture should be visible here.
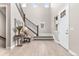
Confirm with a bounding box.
[22,4,26,7]
[44,4,49,8]
[32,4,38,8]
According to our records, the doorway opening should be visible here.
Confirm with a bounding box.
[0,7,6,48]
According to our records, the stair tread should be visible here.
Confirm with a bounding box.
[34,36,53,38]
[34,38,53,39]
[33,36,53,40]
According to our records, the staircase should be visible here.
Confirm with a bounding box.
[15,3,39,36]
[15,3,53,40]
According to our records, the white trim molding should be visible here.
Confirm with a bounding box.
[54,39,78,56]
[10,44,16,49]
[68,49,78,56]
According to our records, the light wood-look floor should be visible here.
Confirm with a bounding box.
[0,37,6,48]
[0,48,10,56]
[9,40,71,56]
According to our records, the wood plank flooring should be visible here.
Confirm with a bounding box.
[0,48,9,56]
[9,40,71,56]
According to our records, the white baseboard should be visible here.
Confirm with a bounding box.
[53,35,78,56]
[52,34,60,44]
[10,44,16,49]
[6,47,10,50]
[54,40,78,56]
[53,34,55,40]
[68,49,78,56]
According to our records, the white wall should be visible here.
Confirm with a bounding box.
[69,3,79,55]
[0,7,6,38]
[11,3,24,48]
[23,3,52,36]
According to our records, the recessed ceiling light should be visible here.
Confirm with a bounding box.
[44,4,49,8]
[32,4,38,8]
[51,4,57,8]
[22,4,26,7]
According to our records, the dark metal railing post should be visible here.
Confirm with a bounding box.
[23,14,25,22]
[37,25,39,36]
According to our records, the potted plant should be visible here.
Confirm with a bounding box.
[16,26,23,35]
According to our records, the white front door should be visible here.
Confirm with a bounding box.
[58,5,69,49]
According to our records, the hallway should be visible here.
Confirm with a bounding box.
[9,40,71,56]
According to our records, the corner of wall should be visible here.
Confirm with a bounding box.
[68,49,78,56]
[54,35,78,56]
[10,43,16,49]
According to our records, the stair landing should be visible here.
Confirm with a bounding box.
[33,36,54,40]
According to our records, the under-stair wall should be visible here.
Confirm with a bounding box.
[10,3,24,48]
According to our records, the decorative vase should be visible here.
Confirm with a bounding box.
[16,26,23,35]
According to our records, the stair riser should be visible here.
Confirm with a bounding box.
[34,36,53,38]
[34,38,53,39]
